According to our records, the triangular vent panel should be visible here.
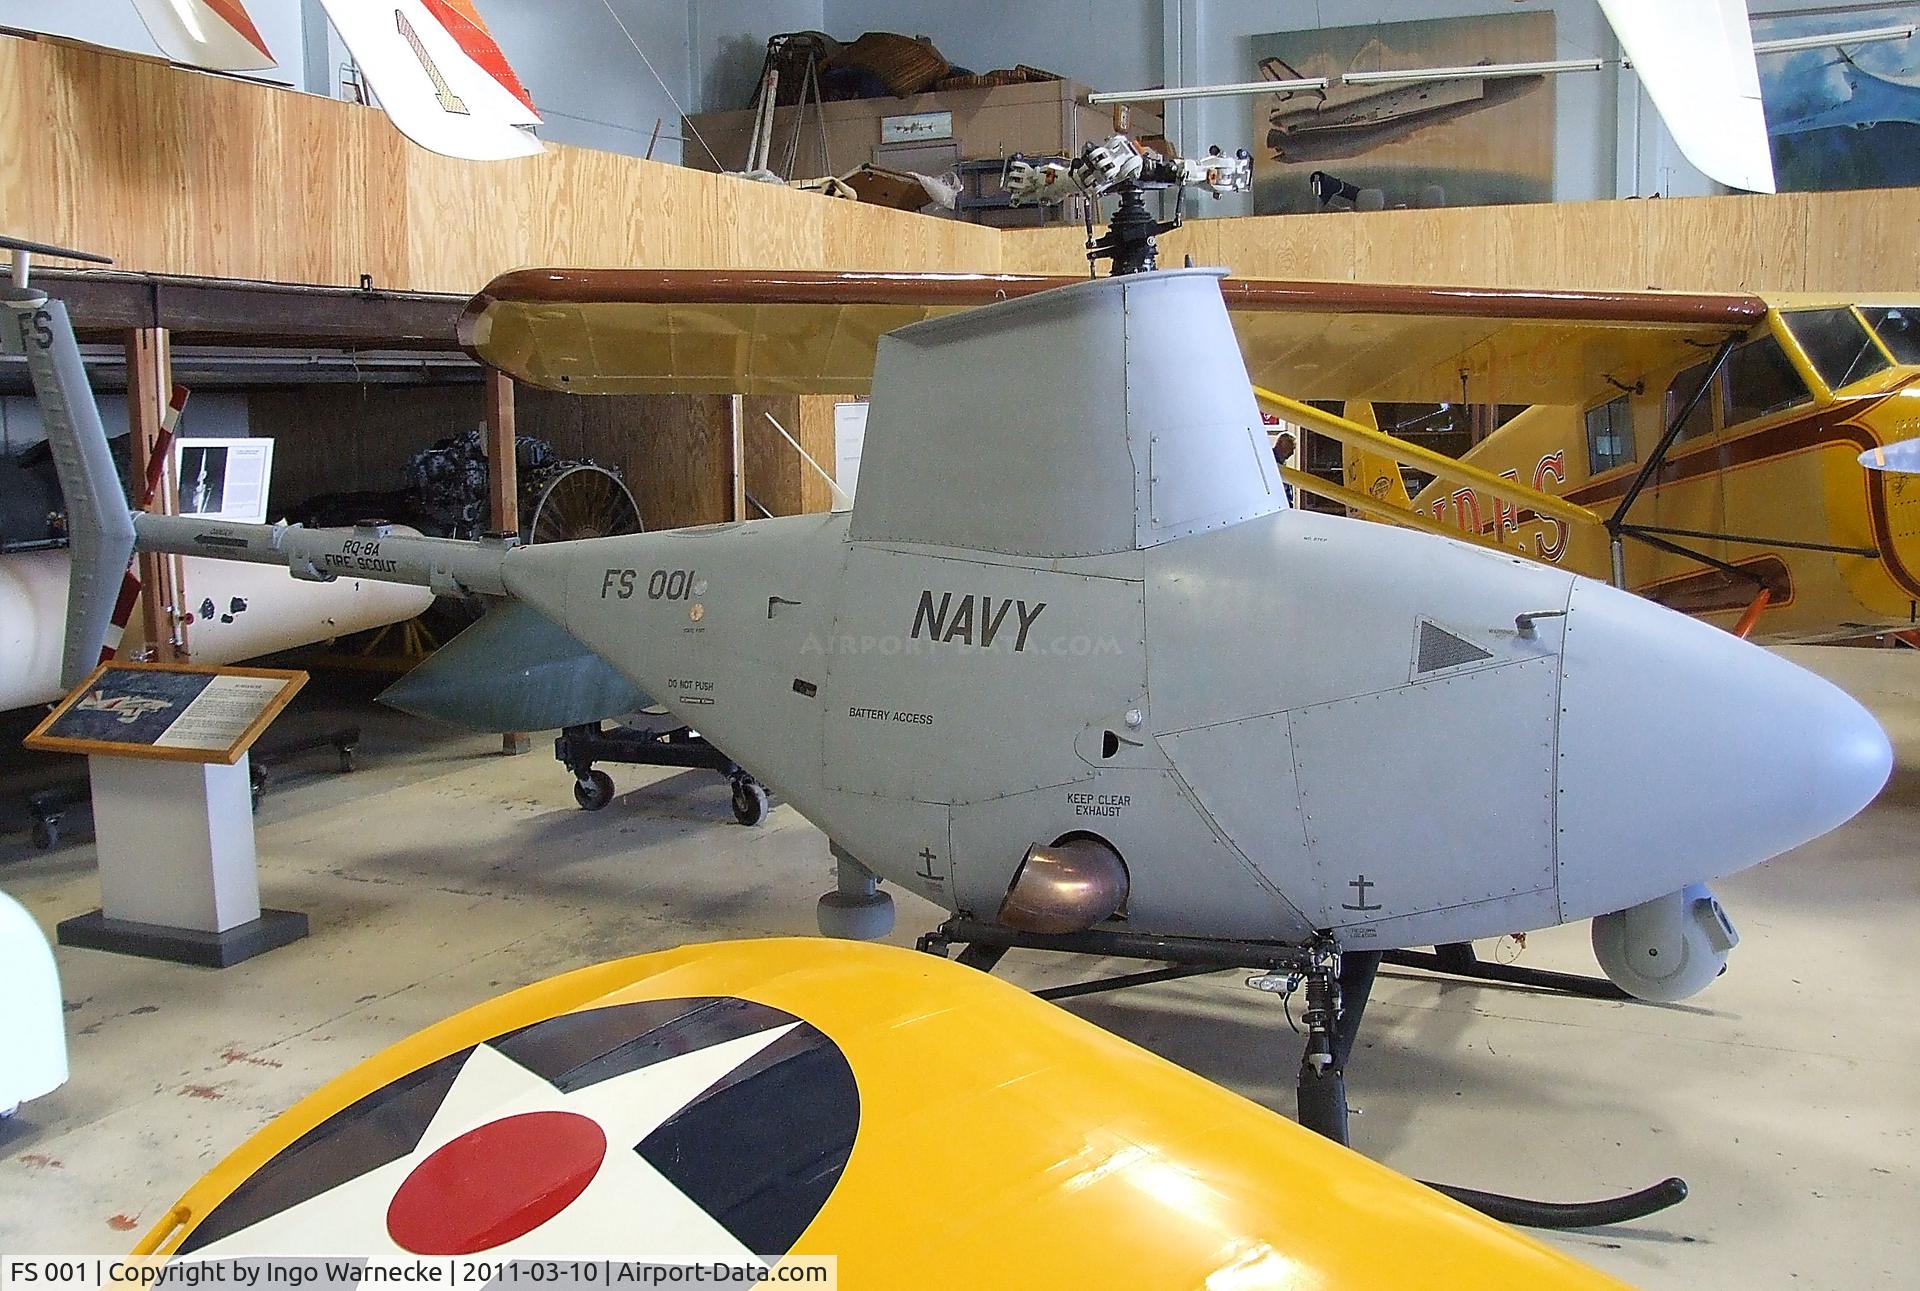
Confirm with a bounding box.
[1417,620,1493,674]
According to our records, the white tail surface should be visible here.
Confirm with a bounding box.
[319,0,543,161]
[1600,0,1776,193]
[129,0,277,71]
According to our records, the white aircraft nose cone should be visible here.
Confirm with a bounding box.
[1554,580,1891,922]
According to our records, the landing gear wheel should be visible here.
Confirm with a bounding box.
[1297,1062,1350,1143]
[817,888,895,940]
[30,817,58,850]
[574,769,615,811]
[730,778,770,826]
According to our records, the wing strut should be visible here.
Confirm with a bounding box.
[1252,384,1604,532]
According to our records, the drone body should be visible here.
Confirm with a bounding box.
[488,270,1886,981]
[11,263,1890,1003]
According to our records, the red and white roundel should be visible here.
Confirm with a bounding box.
[175,999,858,1264]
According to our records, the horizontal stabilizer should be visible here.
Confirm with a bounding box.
[380,599,644,732]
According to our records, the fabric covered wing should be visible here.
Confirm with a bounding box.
[462,269,1767,407]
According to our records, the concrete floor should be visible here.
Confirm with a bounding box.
[0,648,1915,1286]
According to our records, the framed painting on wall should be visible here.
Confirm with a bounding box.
[1250,11,1557,215]
[1756,4,1920,191]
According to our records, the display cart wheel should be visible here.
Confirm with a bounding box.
[731,778,771,827]
[527,465,643,545]
[574,769,616,811]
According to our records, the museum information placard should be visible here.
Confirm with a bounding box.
[24,662,307,764]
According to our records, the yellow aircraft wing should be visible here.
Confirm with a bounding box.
[459,269,1055,395]
[1221,278,1767,405]
[464,268,1767,406]
[134,938,1623,1288]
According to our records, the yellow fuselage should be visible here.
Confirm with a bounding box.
[1412,303,1920,643]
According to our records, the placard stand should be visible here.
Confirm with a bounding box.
[25,662,310,968]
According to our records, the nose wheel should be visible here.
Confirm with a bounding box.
[1249,941,1379,1146]
[730,775,770,826]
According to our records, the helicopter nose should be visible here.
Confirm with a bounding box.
[1553,579,1891,921]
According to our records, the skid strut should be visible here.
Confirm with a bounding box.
[917,918,1687,1229]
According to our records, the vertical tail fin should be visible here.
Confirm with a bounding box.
[1338,402,1413,512]
[1,282,135,689]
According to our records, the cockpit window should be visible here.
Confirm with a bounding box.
[1724,335,1810,426]
[1584,394,1633,474]
[1666,358,1718,443]
[1861,307,1920,365]
[1786,308,1891,390]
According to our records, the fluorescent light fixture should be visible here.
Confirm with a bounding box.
[1752,24,1916,56]
[1085,22,1915,108]
[1342,58,1605,86]
[1088,77,1329,105]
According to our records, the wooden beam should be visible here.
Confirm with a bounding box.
[41,270,468,349]
[485,369,518,536]
[484,368,529,755]
[125,327,183,661]
[730,394,747,521]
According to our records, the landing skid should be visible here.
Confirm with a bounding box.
[1381,941,1630,1001]
[915,918,1686,1230]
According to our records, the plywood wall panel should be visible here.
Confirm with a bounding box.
[996,226,1087,276]
[0,34,1009,294]
[517,389,733,531]
[1483,199,1647,292]
[1641,192,1811,294]
[1004,193,1920,295]
[252,385,483,516]
[1796,191,1920,297]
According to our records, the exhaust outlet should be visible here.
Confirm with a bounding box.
[997,836,1129,934]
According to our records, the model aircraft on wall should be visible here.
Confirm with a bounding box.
[120,0,541,160]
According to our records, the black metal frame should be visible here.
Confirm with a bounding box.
[1603,332,1880,588]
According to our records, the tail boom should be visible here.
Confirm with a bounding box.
[130,514,511,599]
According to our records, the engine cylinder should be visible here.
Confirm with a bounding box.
[1591,884,1739,1002]
[996,836,1129,935]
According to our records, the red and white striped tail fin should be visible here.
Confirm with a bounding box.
[319,0,543,160]
[129,0,277,72]
[101,385,189,664]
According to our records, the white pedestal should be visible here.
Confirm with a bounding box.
[58,753,307,967]
[93,754,260,930]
